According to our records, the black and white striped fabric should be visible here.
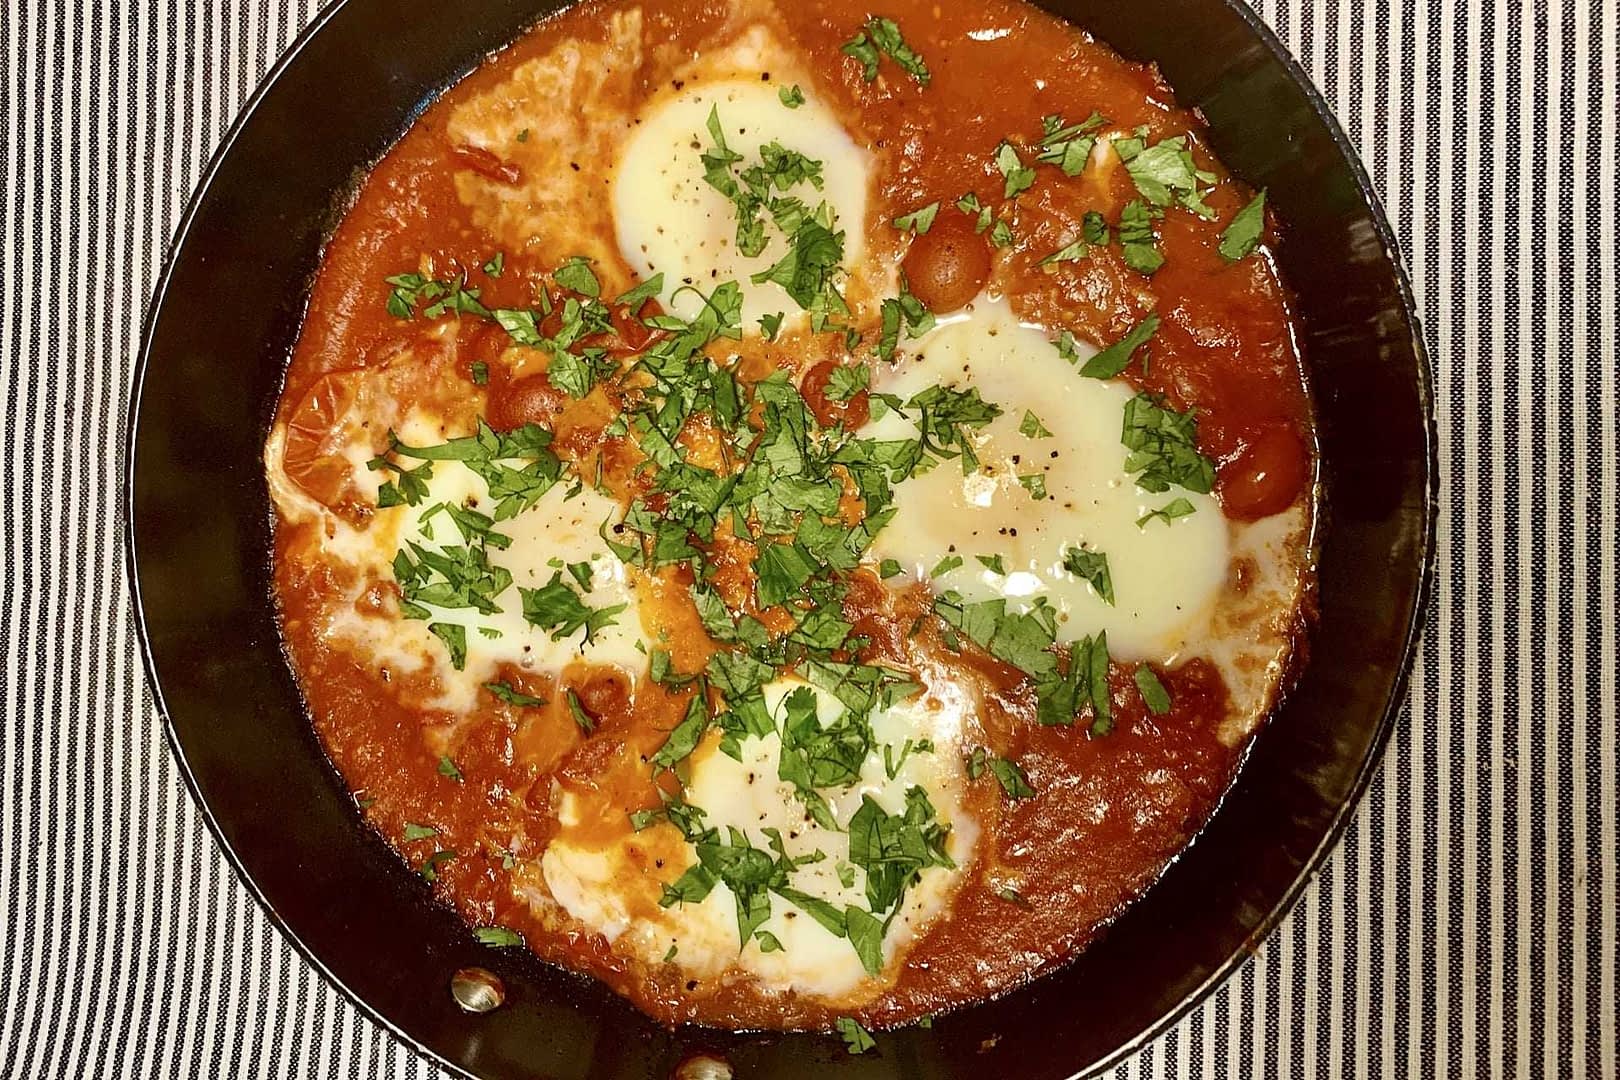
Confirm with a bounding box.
[1,1,1614,1076]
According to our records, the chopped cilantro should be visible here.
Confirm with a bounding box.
[420,849,456,881]
[891,201,939,235]
[1019,410,1052,438]
[384,271,492,320]
[995,141,1036,199]
[1137,497,1197,528]
[1017,473,1048,500]
[1062,546,1115,605]
[474,926,524,947]
[1218,189,1267,261]
[1119,199,1164,275]
[837,1017,876,1054]
[1121,393,1215,495]
[1038,237,1089,266]
[651,695,711,771]
[842,16,930,86]
[482,252,504,277]
[437,755,464,782]
[1082,210,1110,245]
[779,84,806,109]
[930,554,963,577]
[847,787,954,915]
[877,279,935,359]
[1036,112,1105,176]
[563,688,595,733]
[845,906,885,975]
[825,363,870,402]
[519,571,626,644]
[402,822,437,842]
[1114,132,1218,219]
[483,681,546,707]
[553,255,601,297]
[1135,665,1173,714]
[1080,314,1160,379]
[987,756,1035,799]
[756,541,818,608]
[428,622,467,670]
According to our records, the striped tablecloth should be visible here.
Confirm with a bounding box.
[2,2,1614,1076]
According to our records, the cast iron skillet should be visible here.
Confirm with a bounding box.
[127,0,1435,1075]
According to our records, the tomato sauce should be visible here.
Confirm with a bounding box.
[269,0,1313,1031]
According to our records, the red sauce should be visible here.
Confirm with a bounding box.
[269,0,1313,1032]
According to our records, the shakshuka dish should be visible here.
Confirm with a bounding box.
[265,0,1316,1036]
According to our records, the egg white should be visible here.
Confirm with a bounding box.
[541,676,976,999]
[864,298,1233,663]
[613,78,870,328]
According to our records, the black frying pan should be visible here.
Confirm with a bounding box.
[126,0,1436,1076]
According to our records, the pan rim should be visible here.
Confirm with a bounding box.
[123,1,1438,1076]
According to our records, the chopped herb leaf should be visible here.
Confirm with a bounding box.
[987,756,1035,799]
[482,252,504,277]
[779,84,806,109]
[892,201,939,235]
[384,271,492,321]
[1038,237,1089,266]
[1135,665,1173,714]
[1119,199,1164,275]
[519,571,626,644]
[563,689,595,733]
[437,755,464,782]
[759,311,784,340]
[1082,210,1110,245]
[483,681,546,707]
[842,16,930,86]
[995,141,1036,199]
[420,849,456,881]
[756,541,818,608]
[615,272,664,310]
[1080,314,1160,379]
[1121,393,1216,495]
[553,255,601,297]
[976,554,1007,575]
[402,822,437,842]
[837,1017,876,1055]
[1062,546,1115,605]
[1136,497,1197,527]
[475,926,524,947]
[755,930,785,953]
[429,623,467,670]
[1036,111,1105,176]
[930,554,963,577]
[1017,473,1048,500]
[651,695,711,771]
[1019,410,1053,439]
[1218,189,1267,261]
[845,905,885,975]
[1114,132,1218,219]
[878,558,903,579]
[470,360,489,385]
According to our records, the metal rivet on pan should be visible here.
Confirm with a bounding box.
[450,967,506,1013]
[673,1054,733,1080]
